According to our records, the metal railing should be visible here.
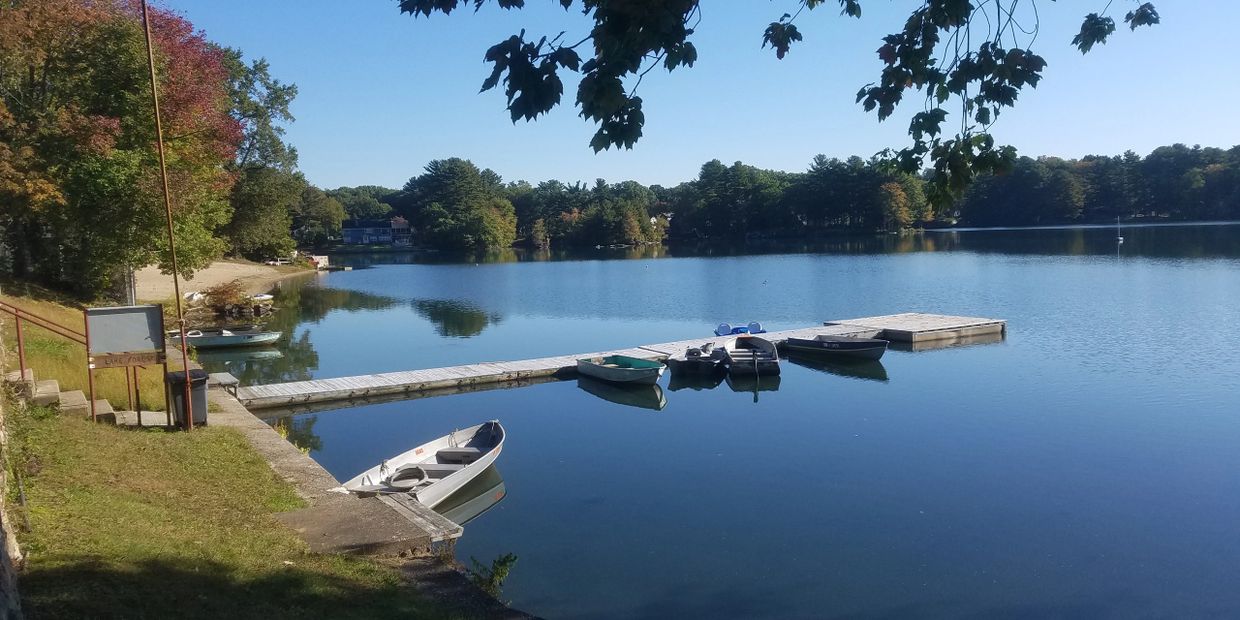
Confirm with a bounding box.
[0,298,158,422]
[0,298,88,382]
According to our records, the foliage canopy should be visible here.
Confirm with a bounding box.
[398,0,1159,203]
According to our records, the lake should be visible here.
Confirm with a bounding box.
[203,222,1240,619]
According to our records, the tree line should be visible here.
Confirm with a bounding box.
[343,142,1240,252]
[959,145,1240,226]
[0,1,1226,300]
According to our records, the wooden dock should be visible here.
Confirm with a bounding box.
[237,313,1004,410]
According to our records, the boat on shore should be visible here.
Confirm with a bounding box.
[576,355,666,385]
[666,342,727,376]
[169,327,282,349]
[721,335,781,376]
[783,334,889,361]
[335,420,505,509]
[577,377,667,411]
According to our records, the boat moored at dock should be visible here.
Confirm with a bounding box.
[783,334,889,361]
[336,420,505,509]
[577,355,666,385]
[721,335,781,376]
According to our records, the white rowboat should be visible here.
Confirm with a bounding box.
[721,335,781,376]
[335,421,505,509]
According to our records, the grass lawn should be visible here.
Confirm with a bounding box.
[6,402,452,619]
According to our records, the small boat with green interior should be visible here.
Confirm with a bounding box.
[576,355,666,385]
[168,327,282,349]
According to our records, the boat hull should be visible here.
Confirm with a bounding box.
[176,330,283,349]
[722,336,781,376]
[337,421,505,509]
[784,336,888,361]
[577,356,666,385]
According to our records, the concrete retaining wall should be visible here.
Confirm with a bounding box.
[0,331,25,618]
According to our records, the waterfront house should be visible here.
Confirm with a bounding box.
[342,219,399,245]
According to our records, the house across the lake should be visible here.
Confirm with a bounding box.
[341,216,412,246]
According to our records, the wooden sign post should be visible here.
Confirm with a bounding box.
[85,306,167,424]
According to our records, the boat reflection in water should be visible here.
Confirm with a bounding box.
[725,373,781,403]
[785,353,889,383]
[667,373,726,392]
[193,347,283,365]
[433,465,506,526]
[576,377,667,411]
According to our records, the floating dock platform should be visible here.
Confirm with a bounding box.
[236,313,1004,410]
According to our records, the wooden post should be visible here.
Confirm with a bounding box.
[125,367,134,411]
[134,367,142,424]
[15,315,25,384]
[162,362,171,428]
[83,309,96,422]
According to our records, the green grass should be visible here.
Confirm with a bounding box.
[5,399,451,619]
[1,292,168,410]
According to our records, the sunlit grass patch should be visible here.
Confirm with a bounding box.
[6,400,448,619]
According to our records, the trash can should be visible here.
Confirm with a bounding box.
[166,369,209,427]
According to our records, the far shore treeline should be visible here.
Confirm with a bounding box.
[2,1,1239,300]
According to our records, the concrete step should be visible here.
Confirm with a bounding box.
[32,379,60,407]
[115,410,169,428]
[57,390,115,422]
[58,390,89,415]
[3,369,34,383]
[91,400,116,425]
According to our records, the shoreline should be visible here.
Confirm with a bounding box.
[135,260,315,302]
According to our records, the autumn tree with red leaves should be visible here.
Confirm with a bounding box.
[0,0,242,296]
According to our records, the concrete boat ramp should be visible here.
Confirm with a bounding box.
[237,312,1006,411]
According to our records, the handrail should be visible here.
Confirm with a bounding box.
[0,299,87,344]
[1,296,170,424]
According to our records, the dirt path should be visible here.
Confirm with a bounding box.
[135,260,313,302]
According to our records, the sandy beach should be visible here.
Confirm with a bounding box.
[134,260,314,302]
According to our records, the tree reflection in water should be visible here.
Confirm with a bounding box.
[272,415,323,455]
[196,278,402,385]
[410,299,501,338]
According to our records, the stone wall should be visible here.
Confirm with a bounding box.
[0,330,25,619]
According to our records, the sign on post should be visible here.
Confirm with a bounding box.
[85,305,167,369]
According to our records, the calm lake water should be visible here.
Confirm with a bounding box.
[204,222,1240,619]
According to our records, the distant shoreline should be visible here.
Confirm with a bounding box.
[135,260,314,302]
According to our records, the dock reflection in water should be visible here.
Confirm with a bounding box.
[434,465,506,526]
[576,377,667,411]
[785,353,890,383]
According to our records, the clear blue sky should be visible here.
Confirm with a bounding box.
[165,1,1239,190]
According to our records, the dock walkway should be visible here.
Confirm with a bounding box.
[237,313,1004,410]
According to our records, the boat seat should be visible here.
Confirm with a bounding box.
[416,462,466,478]
[437,447,483,464]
